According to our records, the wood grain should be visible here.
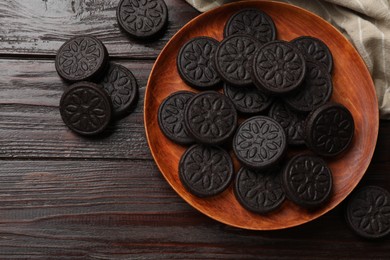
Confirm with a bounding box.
[0,0,199,58]
[145,1,379,230]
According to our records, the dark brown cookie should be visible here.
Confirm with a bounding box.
[99,63,138,118]
[223,83,273,114]
[282,154,333,209]
[305,103,354,157]
[55,36,109,82]
[224,8,276,44]
[268,101,305,146]
[284,61,332,112]
[158,91,195,145]
[60,82,112,136]
[179,144,234,197]
[252,40,306,95]
[215,35,259,87]
[177,37,221,89]
[184,91,237,145]
[345,186,390,239]
[233,116,287,170]
[234,167,285,214]
[116,0,168,39]
[291,36,333,73]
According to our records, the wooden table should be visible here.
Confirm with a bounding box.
[0,0,388,258]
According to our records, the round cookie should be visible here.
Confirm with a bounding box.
[60,82,113,136]
[291,36,333,73]
[179,144,234,197]
[234,167,285,214]
[305,103,354,157]
[177,37,221,89]
[116,0,168,39]
[345,186,390,239]
[55,36,109,82]
[224,8,276,44]
[252,40,306,95]
[184,91,238,145]
[100,63,138,118]
[282,154,333,209]
[284,61,332,113]
[158,91,195,145]
[215,35,259,87]
[223,83,273,114]
[233,116,287,170]
[268,101,305,146]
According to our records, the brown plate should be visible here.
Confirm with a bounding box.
[144,1,378,230]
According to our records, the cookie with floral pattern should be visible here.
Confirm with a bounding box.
[345,186,390,239]
[60,82,113,136]
[177,37,221,89]
[235,167,285,214]
[179,144,234,197]
[117,0,168,39]
[282,154,333,209]
[55,36,109,82]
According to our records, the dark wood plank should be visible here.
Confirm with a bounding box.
[0,160,388,259]
[0,0,199,58]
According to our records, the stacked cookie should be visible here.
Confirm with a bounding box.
[158,8,355,214]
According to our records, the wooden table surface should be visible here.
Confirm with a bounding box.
[0,0,388,258]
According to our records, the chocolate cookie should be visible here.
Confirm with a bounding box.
[233,116,286,170]
[179,144,234,197]
[252,40,306,95]
[291,36,333,73]
[60,82,112,136]
[100,63,138,118]
[282,154,333,208]
[235,167,285,214]
[158,91,195,145]
[184,91,237,145]
[223,83,273,114]
[305,103,354,157]
[116,0,168,39]
[224,8,276,44]
[284,61,332,112]
[55,36,109,82]
[269,101,305,145]
[177,37,221,89]
[215,35,259,87]
[345,186,390,239]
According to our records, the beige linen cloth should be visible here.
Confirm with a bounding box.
[185,0,390,119]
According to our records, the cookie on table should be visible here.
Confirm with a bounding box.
[184,91,237,145]
[233,116,287,170]
[345,186,390,239]
[215,35,259,87]
[158,91,195,145]
[116,0,168,39]
[177,37,221,89]
[284,61,332,113]
[235,167,285,214]
[55,36,109,83]
[60,82,112,136]
[291,36,333,73]
[224,8,276,44]
[282,154,333,209]
[179,144,234,197]
[223,83,273,115]
[99,63,138,119]
[305,103,354,157]
[268,101,305,146]
[252,40,306,95]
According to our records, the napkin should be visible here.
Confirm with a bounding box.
[185,0,390,119]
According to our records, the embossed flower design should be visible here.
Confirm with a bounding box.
[271,103,304,143]
[163,96,188,136]
[289,158,330,201]
[230,12,273,43]
[103,67,134,109]
[228,85,270,110]
[296,40,327,63]
[121,0,164,32]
